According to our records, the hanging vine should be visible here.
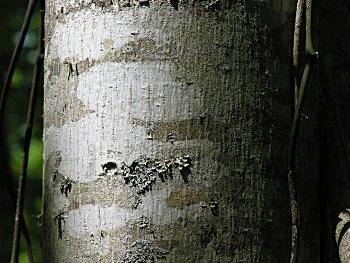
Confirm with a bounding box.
[288,0,318,262]
[0,0,45,262]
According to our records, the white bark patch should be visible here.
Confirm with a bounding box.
[64,201,204,235]
[44,61,203,182]
[49,10,135,60]
[77,62,201,121]
[48,6,187,62]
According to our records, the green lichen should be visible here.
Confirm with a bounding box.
[132,196,143,209]
[121,156,157,195]
[137,215,149,229]
[121,155,192,194]
[123,239,169,263]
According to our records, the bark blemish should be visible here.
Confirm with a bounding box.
[121,155,160,195]
[54,211,66,239]
[100,37,159,63]
[169,0,179,10]
[124,216,169,262]
[199,113,206,125]
[100,230,106,238]
[132,196,142,209]
[123,239,169,262]
[45,151,62,183]
[136,215,149,229]
[138,0,150,7]
[121,155,192,195]
[119,38,156,57]
[60,176,75,197]
[68,178,132,210]
[167,187,207,208]
[101,161,118,174]
[200,224,217,247]
[166,130,176,144]
[132,118,207,141]
[102,38,113,49]
[44,58,95,128]
[63,60,79,80]
[199,0,220,11]
[210,200,219,216]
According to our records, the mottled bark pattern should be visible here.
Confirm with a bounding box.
[43,0,298,262]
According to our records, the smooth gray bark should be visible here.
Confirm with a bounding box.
[42,1,315,262]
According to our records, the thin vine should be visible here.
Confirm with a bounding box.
[8,0,45,262]
[288,0,318,262]
[0,0,40,262]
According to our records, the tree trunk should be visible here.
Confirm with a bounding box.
[43,0,316,262]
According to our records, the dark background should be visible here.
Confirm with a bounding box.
[0,0,43,261]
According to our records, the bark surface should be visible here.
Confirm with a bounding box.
[43,0,309,262]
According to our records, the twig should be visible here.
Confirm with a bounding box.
[288,0,318,262]
[10,0,44,262]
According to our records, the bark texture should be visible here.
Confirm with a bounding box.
[43,0,308,262]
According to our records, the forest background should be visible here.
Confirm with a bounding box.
[0,0,43,262]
